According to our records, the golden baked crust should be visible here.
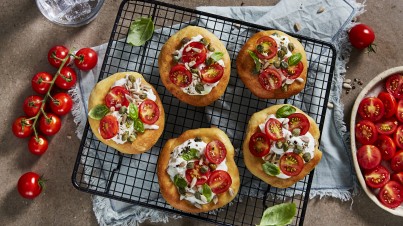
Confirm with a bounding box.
[158,26,231,106]
[88,72,165,154]
[243,104,322,188]
[236,30,308,99]
[157,128,240,213]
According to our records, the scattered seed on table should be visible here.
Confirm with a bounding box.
[343,83,352,89]
[317,6,325,14]
[294,23,302,32]
[344,78,352,83]
[327,102,334,109]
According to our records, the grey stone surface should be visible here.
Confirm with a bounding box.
[1,0,402,225]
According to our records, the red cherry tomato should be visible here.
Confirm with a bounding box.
[375,135,396,161]
[169,64,192,87]
[348,24,375,50]
[265,118,283,141]
[201,63,224,83]
[279,152,304,176]
[288,113,310,136]
[48,45,70,68]
[205,140,227,164]
[207,170,232,194]
[378,181,403,209]
[74,48,98,71]
[397,100,403,123]
[394,125,403,149]
[39,113,61,136]
[255,36,277,60]
[55,67,77,90]
[375,118,398,135]
[185,161,211,186]
[391,150,403,172]
[28,135,48,156]
[249,132,271,157]
[181,42,207,67]
[355,120,378,145]
[258,69,282,91]
[49,93,73,116]
[139,99,160,125]
[32,72,53,95]
[17,172,44,199]
[12,117,33,138]
[378,92,397,118]
[357,145,382,170]
[392,172,403,186]
[104,86,130,111]
[386,74,403,100]
[23,95,43,117]
[364,165,390,189]
[99,115,119,139]
[358,97,385,122]
[281,60,304,79]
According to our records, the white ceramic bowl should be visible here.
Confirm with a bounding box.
[350,66,403,217]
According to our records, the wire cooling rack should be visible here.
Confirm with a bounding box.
[72,0,336,225]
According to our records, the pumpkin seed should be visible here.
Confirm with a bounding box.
[181,37,190,45]
[195,83,204,94]
[288,43,295,52]
[303,153,311,162]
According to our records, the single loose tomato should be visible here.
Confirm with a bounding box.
[355,120,378,145]
[181,42,207,67]
[255,36,277,60]
[357,145,382,170]
[392,172,403,186]
[281,60,304,79]
[378,92,397,118]
[28,135,48,156]
[207,170,232,194]
[265,118,283,141]
[375,135,396,161]
[55,66,77,90]
[279,152,304,176]
[258,69,282,91]
[186,161,211,186]
[394,125,403,149]
[23,95,43,117]
[205,140,227,164]
[39,113,61,136]
[358,97,385,121]
[396,100,403,123]
[104,86,130,110]
[74,48,98,71]
[12,117,33,138]
[249,132,271,157]
[32,72,53,95]
[49,93,73,116]
[375,118,398,135]
[18,172,44,199]
[99,115,118,139]
[364,165,390,189]
[378,181,403,209]
[348,24,375,51]
[139,99,160,125]
[169,64,192,87]
[386,74,403,100]
[48,45,70,68]
[201,63,224,83]
[288,113,310,136]
[391,151,403,172]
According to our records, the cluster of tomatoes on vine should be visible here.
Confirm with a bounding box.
[13,45,98,199]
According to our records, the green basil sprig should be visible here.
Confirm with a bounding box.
[174,175,187,188]
[210,52,224,62]
[262,162,280,176]
[202,184,213,202]
[128,103,138,120]
[88,104,109,120]
[247,50,261,74]
[181,148,199,161]
[127,17,154,46]
[133,119,144,133]
[276,105,296,118]
[288,53,302,66]
[257,203,297,226]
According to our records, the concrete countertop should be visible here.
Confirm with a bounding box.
[1,0,402,225]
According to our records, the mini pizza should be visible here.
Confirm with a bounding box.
[157,128,240,213]
[243,104,322,188]
[87,72,165,154]
[236,30,308,99]
[158,26,231,106]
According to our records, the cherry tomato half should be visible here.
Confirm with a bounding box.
[169,64,192,87]
[397,100,403,123]
[375,135,396,161]
[391,150,403,173]
[358,97,385,122]
[139,99,160,125]
[205,140,227,164]
[258,69,282,91]
[394,125,403,149]
[207,170,232,194]
[12,117,33,138]
[23,95,43,117]
[265,118,283,141]
[17,172,44,199]
[185,160,211,186]
[378,181,403,209]
[281,60,304,79]
[49,93,73,116]
[348,24,375,50]
[357,145,382,170]
[39,113,61,136]
[201,63,224,83]
[32,72,53,95]
[279,152,304,176]
[181,42,207,67]
[48,45,70,68]
[386,74,403,100]
[392,172,403,186]
[378,92,397,119]
[255,36,277,60]
[355,120,378,145]
[364,165,390,189]
[104,86,130,111]
[288,113,310,136]
[375,118,398,135]
[74,48,98,71]
[249,132,271,157]
[55,66,77,90]
[99,115,119,139]
[28,135,48,156]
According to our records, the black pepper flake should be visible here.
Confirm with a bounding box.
[354,78,358,82]
[294,141,297,144]
[352,86,356,89]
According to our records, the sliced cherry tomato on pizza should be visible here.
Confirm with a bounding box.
[99,115,119,139]
[375,118,398,135]
[391,150,403,172]
[258,69,282,91]
[279,152,304,176]
[207,170,232,194]
[394,125,403,149]
[255,36,277,60]
[288,113,310,136]
[386,74,403,100]
[281,60,304,79]
[249,132,271,157]
[181,42,207,67]
[396,100,403,123]
[392,172,403,186]
[201,63,224,83]
[358,97,385,122]
[185,160,211,186]
[169,64,192,87]
[364,165,390,189]
[265,118,283,141]
[378,92,397,118]
[357,145,382,170]
[355,120,378,145]
[375,135,396,161]
[205,140,227,164]
[378,181,403,209]
[104,86,130,111]
[139,99,160,125]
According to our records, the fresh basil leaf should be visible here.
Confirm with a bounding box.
[202,184,213,202]
[258,203,296,226]
[288,53,302,66]
[276,105,296,118]
[127,17,154,46]
[174,175,187,188]
[210,52,224,62]
[133,119,145,133]
[262,162,280,176]
[128,103,138,120]
[247,50,261,74]
[181,148,199,161]
[88,104,109,120]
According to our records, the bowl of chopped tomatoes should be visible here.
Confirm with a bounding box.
[351,66,403,216]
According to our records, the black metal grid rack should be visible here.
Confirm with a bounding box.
[72,0,336,225]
